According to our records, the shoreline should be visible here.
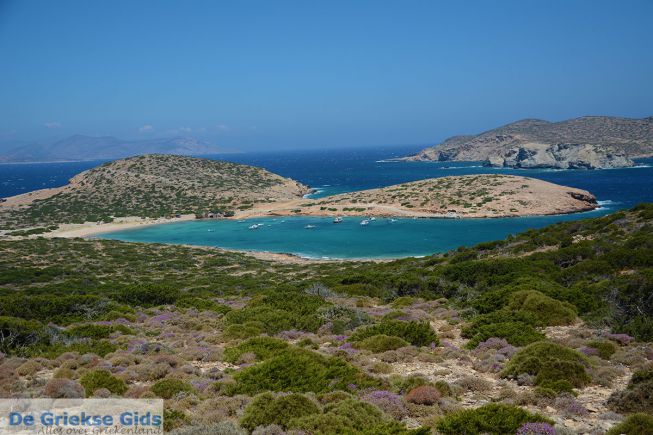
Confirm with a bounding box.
[18,199,604,241]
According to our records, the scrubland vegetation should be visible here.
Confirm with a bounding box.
[0,154,308,229]
[0,204,652,433]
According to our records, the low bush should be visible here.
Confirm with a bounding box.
[287,398,412,434]
[240,392,320,431]
[586,340,617,359]
[43,378,85,398]
[354,335,409,353]
[606,413,653,435]
[175,297,231,314]
[502,341,591,392]
[26,340,118,359]
[0,316,47,353]
[151,378,194,399]
[225,347,379,395]
[463,321,544,349]
[223,337,288,364]
[362,390,408,419]
[349,320,438,347]
[317,305,370,333]
[80,370,127,397]
[116,284,179,307]
[435,403,553,435]
[65,323,133,339]
[168,422,247,435]
[506,290,577,326]
[405,385,441,405]
[608,367,653,413]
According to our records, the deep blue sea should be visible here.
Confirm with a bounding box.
[2,145,653,258]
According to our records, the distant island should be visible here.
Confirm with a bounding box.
[0,134,225,162]
[402,116,653,169]
[1,155,596,237]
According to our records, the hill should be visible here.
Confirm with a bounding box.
[0,154,309,229]
[404,116,653,169]
[0,204,651,433]
[239,174,597,218]
[0,134,223,162]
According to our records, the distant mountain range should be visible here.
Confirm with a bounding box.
[403,116,653,169]
[0,135,223,162]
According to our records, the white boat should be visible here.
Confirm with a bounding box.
[360,219,370,226]
[333,217,343,223]
[305,224,316,229]
[390,218,397,223]
[248,224,262,229]
[369,217,376,221]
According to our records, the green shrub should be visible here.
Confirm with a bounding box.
[354,334,409,353]
[116,284,179,307]
[463,320,544,349]
[225,347,379,395]
[317,305,370,332]
[0,295,116,324]
[0,316,47,353]
[608,368,653,413]
[506,290,577,326]
[502,341,591,392]
[65,323,133,339]
[586,340,617,359]
[151,378,194,399]
[80,370,127,397]
[223,337,289,364]
[391,297,417,308]
[606,413,653,435]
[223,322,263,340]
[349,320,438,347]
[27,340,118,358]
[435,403,553,435]
[225,291,327,333]
[289,398,386,434]
[175,297,231,314]
[240,392,320,431]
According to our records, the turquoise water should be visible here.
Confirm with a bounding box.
[101,209,610,259]
[4,146,653,259]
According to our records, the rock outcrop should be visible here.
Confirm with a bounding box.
[486,143,633,169]
[404,116,653,169]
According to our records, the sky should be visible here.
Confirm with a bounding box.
[0,0,652,151]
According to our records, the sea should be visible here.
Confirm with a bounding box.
[2,145,653,259]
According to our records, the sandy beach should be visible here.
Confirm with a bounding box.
[41,214,197,239]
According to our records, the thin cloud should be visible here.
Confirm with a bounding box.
[216,124,230,132]
[139,124,154,133]
[44,121,61,129]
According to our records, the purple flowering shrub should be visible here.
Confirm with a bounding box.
[516,422,557,435]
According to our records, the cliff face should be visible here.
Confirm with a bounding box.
[486,143,634,169]
[405,116,653,169]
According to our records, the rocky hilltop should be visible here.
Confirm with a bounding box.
[404,116,653,169]
[0,154,309,229]
[240,174,597,219]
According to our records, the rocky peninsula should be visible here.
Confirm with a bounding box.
[238,174,597,219]
[403,116,653,169]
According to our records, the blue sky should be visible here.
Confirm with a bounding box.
[0,0,652,151]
